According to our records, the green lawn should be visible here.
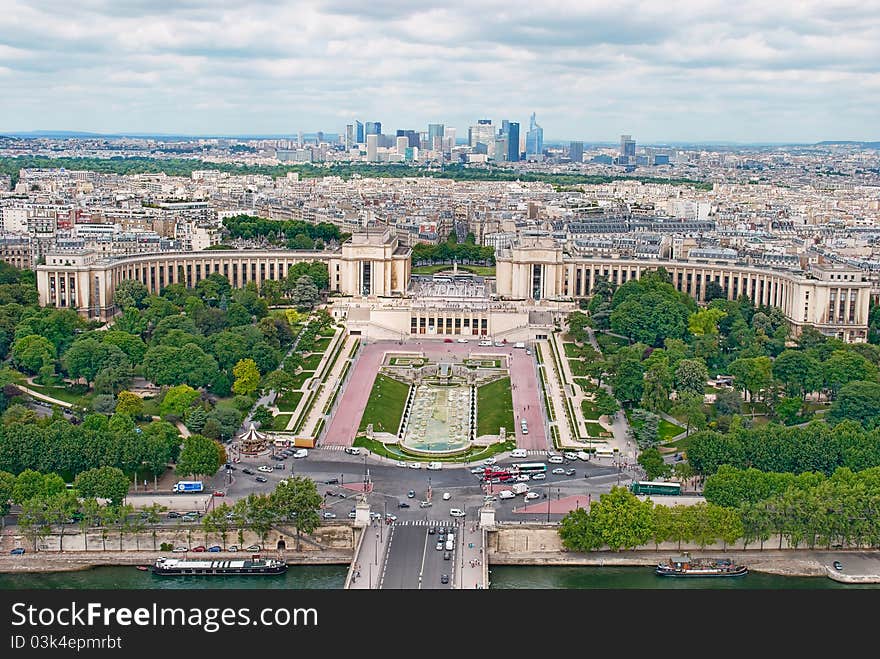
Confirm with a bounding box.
[22,382,93,408]
[568,359,591,377]
[353,436,516,463]
[301,353,324,371]
[626,410,685,443]
[411,264,496,276]
[584,422,608,437]
[270,413,293,431]
[563,342,583,358]
[581,399,602,420]
[358,374,410,434]
[595,332,628,354]
[289,370,314,390]
[664,434,695,451]
[276,391,304,412]
[313,337,332,352]
[477,377,515,436]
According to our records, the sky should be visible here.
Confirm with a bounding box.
[1,0,878,143]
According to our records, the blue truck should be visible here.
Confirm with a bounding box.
[172,480,204,493]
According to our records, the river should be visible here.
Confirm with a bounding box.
[1,564,877,589]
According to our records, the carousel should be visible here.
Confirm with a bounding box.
[237,423,269,455]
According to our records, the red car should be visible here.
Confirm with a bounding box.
[443,338,453,343]
[212,490,225,497]
[191,546,206,552]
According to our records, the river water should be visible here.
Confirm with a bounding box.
[2,564,878,589]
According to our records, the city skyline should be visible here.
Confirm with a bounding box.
[0,1,878,142]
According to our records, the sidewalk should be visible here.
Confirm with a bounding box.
[347,520,392,590]
[456,522,486,589]
[298,333,356,436]
[536,340,573,447]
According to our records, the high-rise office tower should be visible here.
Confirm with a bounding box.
[396,135,409,154]
[619,134,636,164]
[469,119,494,151]
[355,120,364,144]
[494,136,508,161]
[365,121,381,136]
[445,127,456,147]
[366,134,378,161]
[396,129,419,148]
[428,123,444,151]
[569,141,584,163]
[506,122,520,162]
[345,124,354,149]
[526,113,543,158]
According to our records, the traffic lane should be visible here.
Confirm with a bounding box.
[422,529,454,590]
[380,525,430,590]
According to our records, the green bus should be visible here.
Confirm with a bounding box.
[629,481,681,496]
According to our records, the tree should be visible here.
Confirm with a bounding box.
[184,406,208,433]
[772,350,821,399]
[206,406,243,442]
[44,490,80,551]
[175,434,225,478]
[114,280,149,310]
[593,389,620,418]
[797,326,827,350]
[776,397,803,426]
[640,356,672,413]
[202,503,233,549]
[728,356,773,405]
[291,275,319,310]
[630,409,660,448]
[822,351,878,399]
[703,281,727,303]
[610,292,688,346]
[251,405,274,427]
[0,470,15,526]
[18,496,52,551]
[589,486,655,551]
[115,391,143,418]
[638,447,671,481]
[74,466,130,506]
[671,393,707,438]
[611,357,644,405]
[828,381,880,430]
[159,384,201,418]
[232,358,261,396]
[271,476,322,550]
[63,339,129,386]
[13,470,64,504]
[12,334,55,374]
[714,388,743,417]
[674,359,709,398]
[558,507,602,552]
[243,493,278,546]
[688,308,726,336]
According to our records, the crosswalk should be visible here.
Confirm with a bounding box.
[395,519,457,527]
[316,445,345,451]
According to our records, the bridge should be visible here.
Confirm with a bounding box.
[345,514,487,590]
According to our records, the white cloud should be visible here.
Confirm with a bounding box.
[0,0,876,141]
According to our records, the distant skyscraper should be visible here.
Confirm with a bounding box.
[345,124,354,149]
[569,141,584,163]
[494,136,508,162]
[365,121,381,136]
[428,123,444,151]
[355,120,364,144]
[366,134,378,161]
[506,122,520,162]
[525,113,543,158]
[469,119,494,152]
[619,134,636,164]
[396,135,408,155]
[396,129,419,148]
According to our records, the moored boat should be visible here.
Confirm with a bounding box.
[151,556,288,576]
[655,554,748,578]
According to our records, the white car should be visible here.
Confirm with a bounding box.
[293,449,308,459]
[257,465,274,473]
[456,338,468,343]
[407,462,422,470]
[551,467,566,475]
[563,452,578,461]
[427,462,442,471]
[449,508,466,517]
[322,512,336,519]
[442,492,451,501]
[482,457,497,465]
[524,492,539,500]
[516,474,530,482]
[531,473,546,480]
[396,460,407,467]
[470,467,485,474]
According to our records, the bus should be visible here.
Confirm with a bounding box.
[511,462,547,475]
[629,481,681,496]
[594,447,616,458]
[482,468,515,482]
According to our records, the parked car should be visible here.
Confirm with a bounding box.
[323,512,337,519]
[207,546,222,552]
[482,457,497,465]
[227,545,239,552]
[396,460,407,468]
[441,574,450,584]
[274,463,285,470]
[167,511,181,518]
[191,546,206,552]
[255,476,268,483]
[443,338,453,343]
[271,455,284,461]
[212,490,226,497]
[428,527,436,535]
[246,545,261,552]
[408,462,422,469]
[293,449,308,459]
[10,547,25,555]
[348,512,357,519]
[242,468,255,475]
[257,465,274,473]
[443,551,451,561]
[324,478,339,485]
[456,338,468,343]
[436,541,444,550]
[172,546,188,553]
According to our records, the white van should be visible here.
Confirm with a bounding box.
[445,538,454,551]
[548,455,564,464]
[343,447,361,455]
[498,490,516,499]
[479,339,493,346]
[514,342,526,349]
[510,448,528,458]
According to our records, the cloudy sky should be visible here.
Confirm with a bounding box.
[1,0,878,142]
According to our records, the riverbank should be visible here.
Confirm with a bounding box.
[0,550,353,574]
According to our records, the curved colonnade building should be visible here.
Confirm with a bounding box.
[36,231,870,342]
